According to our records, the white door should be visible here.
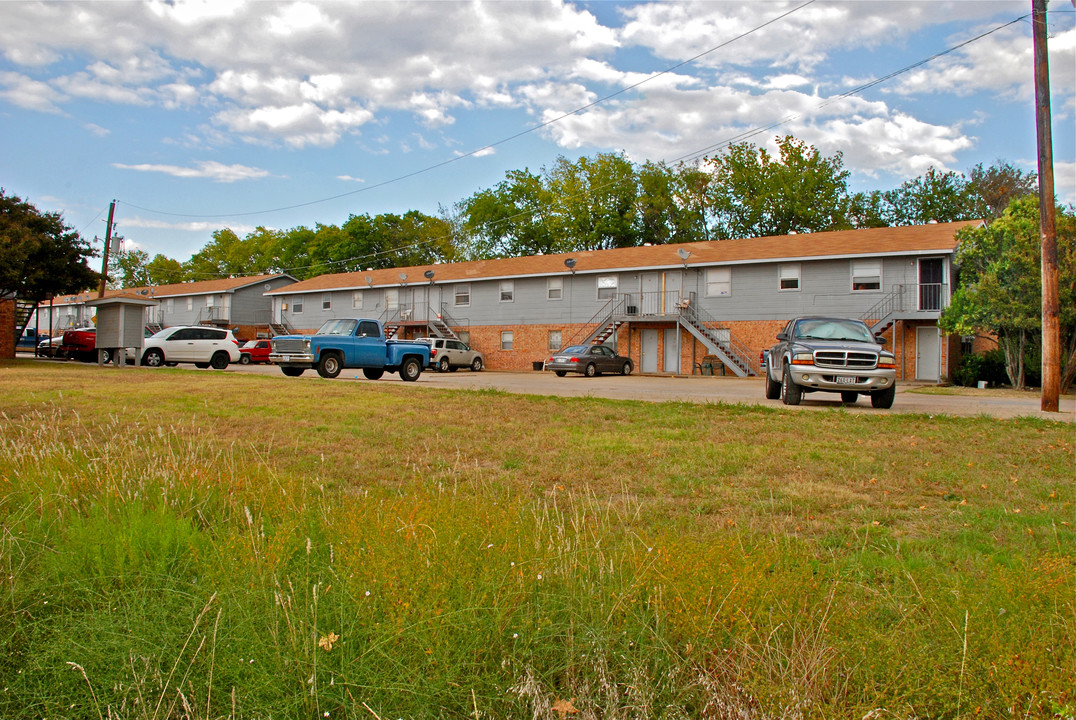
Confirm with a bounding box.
[641,329,658,373]
[663,328,679,373]
[641,273,661,315]
[916,326,941,381]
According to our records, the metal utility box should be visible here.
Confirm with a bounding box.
[85,295,158,366]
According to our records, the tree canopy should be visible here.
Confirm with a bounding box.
[940,195,1075,391]
[0,190,100,302]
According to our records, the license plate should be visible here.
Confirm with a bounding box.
[835,375,858,385]
[282,355,290,363]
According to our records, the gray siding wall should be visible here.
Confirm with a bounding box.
[278,253,947,329]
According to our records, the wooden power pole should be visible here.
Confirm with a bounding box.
[97,200,116,298]
[1032,0,1059,412]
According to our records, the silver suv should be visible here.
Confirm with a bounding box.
[763,317,897,408]
[417,337,483,372]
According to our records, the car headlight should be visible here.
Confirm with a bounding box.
[791,352,814,365]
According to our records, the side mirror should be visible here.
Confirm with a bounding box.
[776,332,788,341]
[875,335,887,345]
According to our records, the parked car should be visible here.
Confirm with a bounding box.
[239,339,273,364]
[142,326,241,369]
[269,318,429,381]
[36,333,67,357]
[58,327,104,363]
[762,316,897,408]
[416,337,484,372]
[546,344,633,377]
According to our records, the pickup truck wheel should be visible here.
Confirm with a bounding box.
[239,354,251,365]
[400,356,422,382]
[317,353,342,379]
[470,357,483,372]
[781,366,803,406]
[142,349,164,368]
[840,391,858,404]
[281,367,305,377]
[765,369,781,399]
[870,384,896,409]
[438,356,450,373]
[584,363,597,377]
[210,351,230,370]
[363,368,385,380]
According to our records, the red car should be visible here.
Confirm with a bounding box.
[58,327,100,363]
[239,339,273,364]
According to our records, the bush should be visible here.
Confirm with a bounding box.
[955,349,1008,387]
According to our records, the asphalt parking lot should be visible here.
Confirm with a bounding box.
[229,362,1076,422]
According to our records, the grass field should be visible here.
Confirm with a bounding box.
[0,361,1072,719]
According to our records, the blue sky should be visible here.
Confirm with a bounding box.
[1,0,1073,264]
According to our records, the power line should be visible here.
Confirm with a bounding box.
[118,0,817,221]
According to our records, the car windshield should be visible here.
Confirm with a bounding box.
[794,319,875,343]
[316,319,358,336]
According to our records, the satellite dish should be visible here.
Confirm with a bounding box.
[399,273,408,282]
[424,270,435,280]
[365,276,373,286]
[564,258,577,270]
[677,248,691,261]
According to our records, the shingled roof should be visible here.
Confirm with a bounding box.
[45,274,293,307]
[267,221,981,294]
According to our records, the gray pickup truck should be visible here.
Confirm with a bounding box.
[269,318,431,381]
[763,317,897,408]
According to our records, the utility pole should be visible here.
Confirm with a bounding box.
[97,200,117,298]
[1032,0,1059,412]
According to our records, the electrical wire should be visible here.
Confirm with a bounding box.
[118,0,816,220]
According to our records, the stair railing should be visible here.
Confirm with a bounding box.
[680,302,759,376]
[565,296,622,347]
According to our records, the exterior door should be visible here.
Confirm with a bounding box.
[918,258,945,311]
[641,273,661,315]
[663,328,679,373]
[916,326,941,381]
[641,329,658,373]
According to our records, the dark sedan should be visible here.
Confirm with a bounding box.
[546,344,633,377]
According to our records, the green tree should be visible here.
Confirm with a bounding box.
[967,161,1037,219]
[635,161,712,245]
[0,189,101,302]
[881,167,979,225]
[146,254,185,285]
[459,168,559,258]
[110,248,150,288]
[940,196,1076,391]
[546,153,639,251]
[704,136,853,239]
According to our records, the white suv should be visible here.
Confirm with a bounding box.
[417,337,484,372]
[142,326,241,369]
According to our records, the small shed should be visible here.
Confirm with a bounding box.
[86,294,158,366]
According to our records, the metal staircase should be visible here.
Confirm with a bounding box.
[384,322,400,339]
[428,304,462,340]
[860,283,948,334]
[145,322,164,334]
[678,303,758,377]
[566,297,622,346]
[269,316,295,337]
[14,299,37,337]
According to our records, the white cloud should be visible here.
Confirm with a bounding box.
[121,215,257,234]
[0,71,65,113]
[112,160,270,183]
[337,175,365,183]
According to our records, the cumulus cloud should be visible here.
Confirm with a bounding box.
[112,160,271,182]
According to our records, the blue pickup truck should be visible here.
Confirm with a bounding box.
[269,318,431,381]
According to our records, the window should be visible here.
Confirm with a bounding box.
[322,293,332,310]
[166,298,174,313]
[548,330,562,352]
[852,260,882,291]
[292,297,304,313]
[706,267,731,297]
[385,288,398,310]
[458,331,470,345]
[186,297,193,311]
[352,291,363,309]
[779,263,800,291]
[547,277,563,300]
[499,280,514,302]
[358,321,379,337]
[500,331,513,350]
[455,283,470,307]
[597,275,618,300]
[205,295,214,308]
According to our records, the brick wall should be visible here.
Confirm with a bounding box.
[0,299,14,359]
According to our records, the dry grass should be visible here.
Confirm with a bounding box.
[0,360,1073,718]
